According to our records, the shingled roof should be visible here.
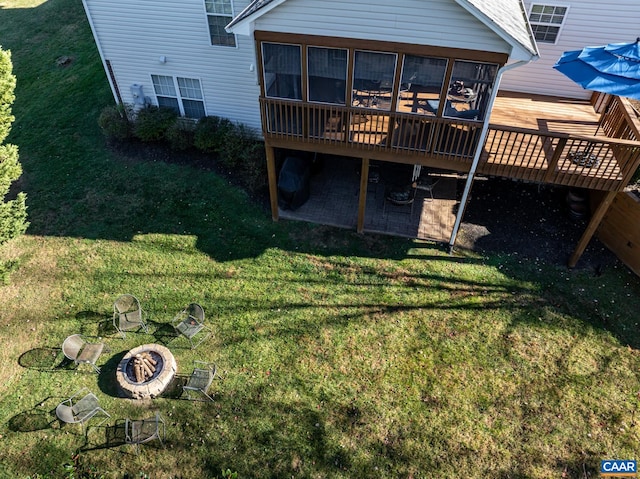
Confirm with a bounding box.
[227,0,538,59]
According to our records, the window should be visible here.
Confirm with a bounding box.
[262,43,302,100]
[308,47,348,104]
[151,75,206,119]
[205,0,236,47]
[529,4,568,44]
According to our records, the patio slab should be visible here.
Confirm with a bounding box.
[278,156,458,243]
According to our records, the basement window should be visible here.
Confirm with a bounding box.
[151,75,206,119]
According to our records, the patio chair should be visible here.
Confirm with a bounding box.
[416,175,440,202]
[182,361,218,401]
[171,303,211,349]
[113,294,148,338]
[55,388,110,433]
[125,412,165,454]
[62,334,105,373]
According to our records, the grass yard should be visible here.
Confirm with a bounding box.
[2,0,640,477]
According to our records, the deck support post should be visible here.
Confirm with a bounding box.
[265,144,279,221]
[357,158,370,233]
[448,60,531,252]
[568,190,617,268]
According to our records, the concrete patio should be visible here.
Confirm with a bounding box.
[278,155,459,243]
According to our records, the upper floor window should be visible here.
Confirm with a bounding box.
[205,0,236,47]
[528,4,568,44]
[151,75,206,119]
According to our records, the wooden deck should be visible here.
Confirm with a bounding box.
[490,91,601,134]
[261,93,640,193]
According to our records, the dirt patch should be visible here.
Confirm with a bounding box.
[458,178,619,272]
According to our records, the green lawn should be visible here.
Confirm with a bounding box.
[2,0,640,478]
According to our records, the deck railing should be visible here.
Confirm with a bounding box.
[260,96,640,192]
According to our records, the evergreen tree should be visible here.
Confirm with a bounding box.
[0,46,28,244]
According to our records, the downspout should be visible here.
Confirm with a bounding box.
[81,0,120,105]
[448,59,531,253]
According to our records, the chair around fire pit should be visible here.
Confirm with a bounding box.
[55,388,110,433]
[171,303,211,349]
[62,334,105,373]
[182,361,218,401]
[113,294,148,338]
[125,412,165,454]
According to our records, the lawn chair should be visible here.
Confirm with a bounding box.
[62,334,105,373]
[55,388,110,434]
[125,412,165,454]
[182,361,218,401]
[171,303,211,349]
[113,294,148,338]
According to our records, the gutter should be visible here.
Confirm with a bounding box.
[448,59,533,252]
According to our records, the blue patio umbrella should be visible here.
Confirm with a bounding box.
[553,38,640,100]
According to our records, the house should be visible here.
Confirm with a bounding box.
[82,0,640,266]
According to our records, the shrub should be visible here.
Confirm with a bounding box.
[97,103,132,140]
[0,48,28,245]
[193,115,233,153]
[0,47,16,144]
[133,106,177,142]
[219,123,267,191]
[166,119,195,151]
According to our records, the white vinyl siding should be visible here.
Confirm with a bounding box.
[501,0,640,99]
[82,0,261,130]
[253,0,512,55]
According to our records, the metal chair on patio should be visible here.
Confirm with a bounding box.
[55,388,110,433]
[182,361,218,401]
[125,412,165,454]
[62,334,105,373]
[171,303,211,349]
[113,294,148,338]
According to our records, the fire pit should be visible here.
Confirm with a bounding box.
[116,344,177,399]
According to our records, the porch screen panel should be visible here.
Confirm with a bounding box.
[352,50,397,111]
[308,47,347,104]
[396,55,448,116]
[447,60,498,121]
[262,43,302,100]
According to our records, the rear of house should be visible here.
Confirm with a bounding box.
[82,0,640,267]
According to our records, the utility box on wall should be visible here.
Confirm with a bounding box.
[130,84,145,106]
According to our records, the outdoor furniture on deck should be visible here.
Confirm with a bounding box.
[62,334,105,373]
[182,361,218,401]
[171,303,211,349]
[125,412,165,454]
[113,294,148,338]
[55,388,110,433]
